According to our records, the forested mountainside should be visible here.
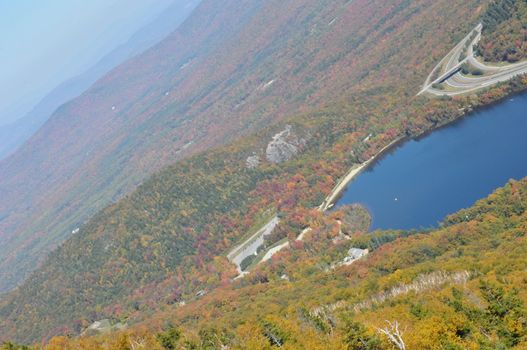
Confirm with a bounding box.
[0,0,487,295]
[0,0,263,293]
[2,0,527,344]
[7,173,527,348]
[477,0,527,62]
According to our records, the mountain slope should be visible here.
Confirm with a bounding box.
[0,0,200,161]
[156,177,527,349]
[0,0,486,294]
[10,159,527,349]
[0,0,264,293]
[477,0,527,62]
[3,0,524,343]
[145,177,527,349]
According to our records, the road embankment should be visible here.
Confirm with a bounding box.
[319,138,403,211]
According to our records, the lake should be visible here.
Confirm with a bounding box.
[335,94,527,231]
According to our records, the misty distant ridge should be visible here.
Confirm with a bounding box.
[0,0,199,161]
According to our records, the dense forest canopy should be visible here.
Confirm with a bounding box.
[477,0,527,62]
[2,0,527,347]
[5,170,527,349]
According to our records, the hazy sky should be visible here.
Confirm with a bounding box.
[0,0,175,126]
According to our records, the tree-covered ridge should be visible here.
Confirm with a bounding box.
[0,86,481,342]
[0,0,485,295]
[482,0,518,31]
[3,0,527,345]
[3,72,527,345]
[153,177,527,349]
[477,0,527,62]
[8,173,527,349]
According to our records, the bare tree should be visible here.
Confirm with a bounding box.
[377,320,406,350]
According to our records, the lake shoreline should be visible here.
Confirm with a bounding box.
[235,89,527,273]
[319,137,404,211]
[321,89,527,213]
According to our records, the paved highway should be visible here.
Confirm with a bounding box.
[420,23,527,97]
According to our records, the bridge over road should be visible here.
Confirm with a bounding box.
[419,23,527,97]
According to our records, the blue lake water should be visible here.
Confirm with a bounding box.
[336,94,527,231]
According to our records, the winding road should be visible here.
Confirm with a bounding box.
[420,23,527,96]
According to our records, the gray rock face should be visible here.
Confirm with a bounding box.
[246,155,260,169]
[342,248,369,265]
[265,125,305,163]
[347,248,368,260]
[82,319,127,336]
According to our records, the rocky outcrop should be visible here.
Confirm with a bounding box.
[342,248,369,265]
[265,125,305,163]
[246,154,260,169]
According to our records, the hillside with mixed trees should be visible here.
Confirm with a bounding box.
[5,169,527,349]
[477,0,527,62]
[2,0,527,347]
[0,0,486,295]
